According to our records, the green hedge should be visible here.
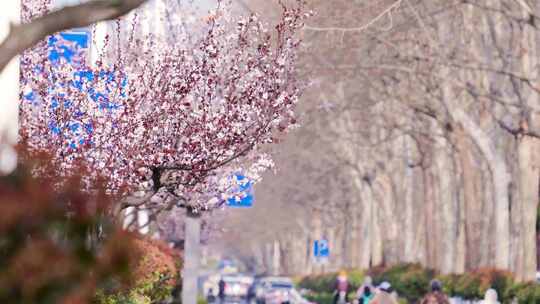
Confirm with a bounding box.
[305,292,334,304]
[437,268,515,302]
[298,264,540,303]
[369,264,434,303]
[299,273,339,293]
[506,283,540,303]
[299,270,365,293]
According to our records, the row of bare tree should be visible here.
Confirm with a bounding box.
[214,0,540,282]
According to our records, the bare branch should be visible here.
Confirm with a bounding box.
[304,0,403,33]
[0,0,147,73]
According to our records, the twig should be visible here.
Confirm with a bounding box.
[303,0,403,33]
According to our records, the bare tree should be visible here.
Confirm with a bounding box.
[227,0,540,281]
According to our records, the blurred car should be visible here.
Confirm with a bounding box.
[204,274,221,297]
[288,289,312,304]
[219,260,239,274]
[253,277,295,304]
[221,274,254,302]
[264,284,312,304]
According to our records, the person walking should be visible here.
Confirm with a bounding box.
[333,271,350,304]
[479,289,500,304]
[218,277,226,304]
[370,282,398,304]
[419,280,449,304]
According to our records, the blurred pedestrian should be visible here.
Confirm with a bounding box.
[356,276,374,299]
[207,288,217,303]
[479,289,500,304]
[370,282,398,304]
[218,277,226,304]
[419,280,449,304]
[333,270,350,304]
[358,286,374,304]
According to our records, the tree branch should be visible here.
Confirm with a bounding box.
[0,0,147,73]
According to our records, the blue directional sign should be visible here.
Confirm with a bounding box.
[47,30,90,64]
[23,29,127,151]
[226,174,254,208]
[314,239,329,258]
[60,31,90,48]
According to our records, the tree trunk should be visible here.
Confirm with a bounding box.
[514,136,540,280]
[402,135,416,263]
[455,126,484,270]
[512,3,540,281]
[433,139,458,273]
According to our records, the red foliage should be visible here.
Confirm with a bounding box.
[471,268,514,291]
[130,236,182,287]
[0,151,139,303]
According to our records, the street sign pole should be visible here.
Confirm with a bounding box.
[181,207,201,304]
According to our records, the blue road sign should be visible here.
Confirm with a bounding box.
[60,31,90,48]
[226,174,254,208]
[47,30,90,64]
[24,29,127,150]
[314,239,329,258]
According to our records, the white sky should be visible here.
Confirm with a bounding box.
[0,1,20,174]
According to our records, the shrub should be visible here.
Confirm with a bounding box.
[0,153,138,304]
[299,264,540,303]
[438,274,460,296]
[347,270,365,291]
[95,237,182,304]
[368,264,434,303]
[298,269,364,294]
[305,292,334,304]
[198,296,209,304]
[506,282,540,303]
[451,272,481,300]
[475,268,514,301]
[298,272,338,293]
[131,237,181,287]
[438,268,514,302]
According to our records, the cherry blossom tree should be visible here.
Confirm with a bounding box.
[19,0,310,215]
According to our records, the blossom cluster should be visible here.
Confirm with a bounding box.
[20,0,310,208]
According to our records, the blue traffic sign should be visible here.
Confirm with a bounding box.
[226,174,254,208]
[314,240,329,258]
[47,30,90,64]
[25,29,127,150]
[60,31,90,48]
